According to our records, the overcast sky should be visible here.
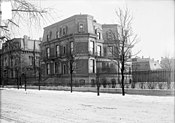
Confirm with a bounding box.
[11,0,175,60]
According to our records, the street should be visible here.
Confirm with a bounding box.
[0,88,174,123]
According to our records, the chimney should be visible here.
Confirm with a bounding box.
[23,35,28,49]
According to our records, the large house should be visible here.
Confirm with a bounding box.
[0,35,41,85]
[41,14,132,85]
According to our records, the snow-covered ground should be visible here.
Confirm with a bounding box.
[0,88,174,123]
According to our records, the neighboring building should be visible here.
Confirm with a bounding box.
[1,36,41,85]
[132,57,162,83]
[41,14,132,85]
[132,57,162,71]
[132,57,175,83]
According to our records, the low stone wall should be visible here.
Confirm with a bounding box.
[3,85,174,96]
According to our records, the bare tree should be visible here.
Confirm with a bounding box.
[160,56,174,89]
[106,8,140,96]
[67,41,80,93]
[0,0,51,40]
[160,56,173,71]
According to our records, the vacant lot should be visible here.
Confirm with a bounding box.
[0,88,174,123]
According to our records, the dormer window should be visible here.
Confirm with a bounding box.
[97,32,101,39]
[78,23,84,33]
[95,29,97,34]
[62,26,68,36]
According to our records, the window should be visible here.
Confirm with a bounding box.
[49,31,52,40]
[89,41,94,54]
[79,23,84,33]
[58,62,61,74]
[70,42,73,53]
[56,31,59,38]
[46,47,50,58]
[63,28,66,35]
[63,64,66,74]
[95,29,97,34]
[107,31,113,40]
[55,62,61,74]
[129,67,131,74]
[107,46,113,56]
[11,70,13,78]
[47,35,49,41]
[29,56,34,65]
[4,57,8,66]
[97,32,101,39]
[56,45,60,57]
[63,26,68,36]
[97,45,102,56]
[89,59,95,73]
[47,63,50,75]
[59,28,62,37]
[63,46,66,54]
[55,62,57,73]
[53,62,55,74]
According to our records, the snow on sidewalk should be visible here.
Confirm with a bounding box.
[0,88,174,123]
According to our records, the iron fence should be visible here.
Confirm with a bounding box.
[132,70,174,82]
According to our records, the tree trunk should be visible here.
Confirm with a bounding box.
[121,62,125,96]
